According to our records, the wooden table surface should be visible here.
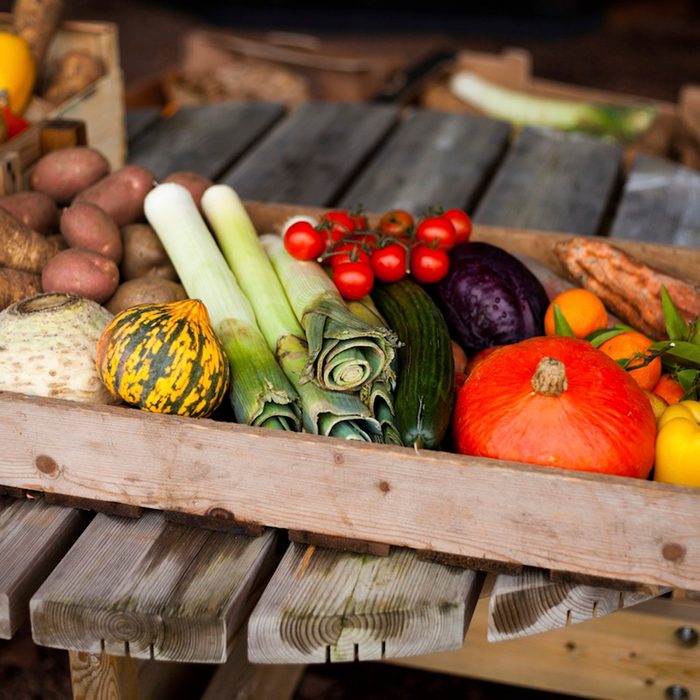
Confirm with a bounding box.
[2,98,700,700]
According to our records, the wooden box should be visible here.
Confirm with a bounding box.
[0,15,126,182]
[1,201,700,594]
[421,48,700,170]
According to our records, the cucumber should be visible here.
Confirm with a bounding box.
[372,279,455,449]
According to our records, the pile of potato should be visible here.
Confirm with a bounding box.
[0,146,215,314]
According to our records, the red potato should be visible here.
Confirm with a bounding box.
[163,171,214,210]
[74,165,155,226]
[106,278,187,314]
[0,191,58,234]
[29,147,110,204]
[60,202,122,263]
[42,248,119,304]
[120,223,177,281]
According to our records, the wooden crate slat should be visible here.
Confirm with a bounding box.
[30,512,279,663]
[125,108,163,144]
[0,496,87,639]
[487,568,671,642]
[248,543,483,663]
[220,102,399,205]
[4,392,700,590]
[128,101,285,180]
[473,127,623,236]
[610,153,700,248]
[338,110,510,213]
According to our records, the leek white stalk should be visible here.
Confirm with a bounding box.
[144,183,300,430]
[449,72,657,142]
[201,185,382,441]
[260,232,399,393]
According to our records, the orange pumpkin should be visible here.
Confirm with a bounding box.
[453,336,656,478]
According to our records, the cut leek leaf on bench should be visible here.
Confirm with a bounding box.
[448,71,658,142]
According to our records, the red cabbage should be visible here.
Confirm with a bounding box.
[432,242,549,354]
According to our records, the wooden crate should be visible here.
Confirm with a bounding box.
[421,47,700,169]
[1,201,700,593]
[0,15,126,180]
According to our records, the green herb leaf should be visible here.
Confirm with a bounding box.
[553,304,576,338]
[651,340,700,368]
[677,369,699,393]
[661,286,689,340]
[587,326,627,347]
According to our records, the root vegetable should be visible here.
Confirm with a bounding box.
[60,202,122,263]
[120,223,177,281]
[106,278,187,314]
[554,237,700,339]
[43,50,105,104]
[0,291,116,404]
[0,191,58,235]
[30,146,110,204]
[0,266,41,310]
[41,248,119,303]
[12,0,64,71]
[0,207,63,273]
[75,165,155,226]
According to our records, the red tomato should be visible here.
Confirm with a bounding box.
[443,208,472,245]
[1,106,30,139]
[415,216,456,250]
[333,262,374,300]
[378,209,414,237]
[370,242,407,283]
[284,221,325,261]
[410,245,450,284]
[329,242,371,268]
[321,210,356,244]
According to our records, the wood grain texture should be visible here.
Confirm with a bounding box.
[248,543,483,663]
[128,102,285,180]
[31,512,279,663]
[610,153,700,248]
[3,391,700,590]
[0,497,87,639]
[487,568,671,641]
[393,596,700,700]
[220,102,398,205]
[474,127,622,235]
[69,651,139,700]
[338,109,510,213]
[125,108,161,144]
[202,623,304,700]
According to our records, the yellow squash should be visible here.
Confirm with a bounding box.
[0,32,36,115]
[654,400,700,487]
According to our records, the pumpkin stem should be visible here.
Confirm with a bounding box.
[531,357,568,397]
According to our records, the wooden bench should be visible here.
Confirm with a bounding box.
[0,97,697,700]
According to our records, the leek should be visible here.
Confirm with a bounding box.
[260,233,399,394]
[449,71,657,142]
[201,185,382,441]
[143,183,301,430]
[346,297,403,446]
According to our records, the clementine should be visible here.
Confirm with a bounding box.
[598,331,662,392]
[544,288,608,339]
[652,373,686,405]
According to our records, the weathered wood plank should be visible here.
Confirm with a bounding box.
[202,623,304,700]
[392,596,700,700]
[474,127,623,236]
[248,544,483,663]
[125,108,161,144]
[221,102,398,205]
[610,153,700,248]
[3,391,700,590]
[338,109,510,213]
[31,512,279,663]
[0,497,87,639]
[487,568,671,641]
[69,651,139,700]
[128,102,285,180]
